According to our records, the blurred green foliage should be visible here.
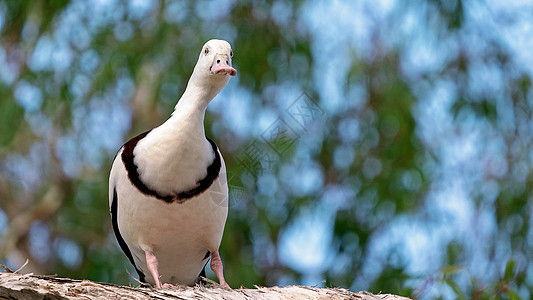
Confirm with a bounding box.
[0,1,532,299]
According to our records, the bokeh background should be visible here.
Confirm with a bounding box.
[1,0,532,299]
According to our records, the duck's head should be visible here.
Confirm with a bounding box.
[192,39,237,86]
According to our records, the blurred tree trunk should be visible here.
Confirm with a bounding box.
[0,272,410,300]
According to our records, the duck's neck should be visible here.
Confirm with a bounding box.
[174,74,226,112]
[159,76,226,142]
[175,84,208,113]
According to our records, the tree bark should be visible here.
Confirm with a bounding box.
[0,272,411,300]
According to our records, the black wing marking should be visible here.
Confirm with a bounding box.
[121,130,221,203]
[111,187,146,283]
[197,265,207,285]
[197,252,210,285]
[121,130,174,202]
[175,138,221,201]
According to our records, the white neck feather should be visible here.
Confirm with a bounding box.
[174,69,228,112]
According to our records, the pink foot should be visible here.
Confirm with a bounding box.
[210,250,230,288]
[145,250,163,289]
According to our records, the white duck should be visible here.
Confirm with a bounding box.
[109,39,236,288]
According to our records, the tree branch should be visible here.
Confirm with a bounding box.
[0,272,411,300]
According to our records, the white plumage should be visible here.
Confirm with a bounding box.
[109,39,236,288]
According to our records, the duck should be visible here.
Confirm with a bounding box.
[108,39,236,288]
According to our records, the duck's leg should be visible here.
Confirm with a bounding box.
[145,250,163,289]
[210,250,230,288]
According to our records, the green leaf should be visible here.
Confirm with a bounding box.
[0,97,24,147]
[506,289,523,300]
[441,265,462,277]
[504,259,516,281]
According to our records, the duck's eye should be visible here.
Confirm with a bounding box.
[204,48,209,55]
[230,50,233,57]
